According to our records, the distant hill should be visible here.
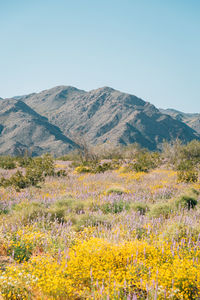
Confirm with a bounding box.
[22,86,199,150]
[160,108,200,134]
[0,99,77,156]
[0,86,199,155]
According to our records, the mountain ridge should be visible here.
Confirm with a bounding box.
[0,86,199,155]
[0,98,77,156]
[160,108,200,134]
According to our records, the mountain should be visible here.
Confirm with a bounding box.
[0,99,77,156]
[160,108,200,134]
[20,86,199,150]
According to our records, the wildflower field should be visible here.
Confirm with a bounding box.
[0,142,200,299]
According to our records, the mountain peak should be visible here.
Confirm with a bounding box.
[1,85,199,156]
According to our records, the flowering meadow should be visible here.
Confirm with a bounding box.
[0,146,200,299]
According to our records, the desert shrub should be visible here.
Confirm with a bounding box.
[177,170,198,183]
[50,198,85,215]
[133,151,161,173]
[106,187,126,195]
[11,202,46,225]
[94,162,113,173]
[119,163,135,173]
[48,198,80,222]
[30,154,55,177]
[165,140,200,171]
[17,156,33,167]
[0,177,11,188]
[0,156,16,169]
[0,171,29,191]
[73,214,112,231]
[161,222,200,242]
[52,198,73,208]
[0,154,55,190]
[176,160,194,171]
[10,170,28,189]
[190,188,200,196]
[161,139,183,165]
[48,207,66,223]
[0,170,42,191]
[181,140,200,166]
[131,202,150,215]
[101,199,130,214]
[149,203,172,218]
[174,195,198,210]
[75,165,92,173]
[56,169,68,177]
[0,203,9,215]
[8,238,33,262]
[25,166,44,186]
[75,161,117,174]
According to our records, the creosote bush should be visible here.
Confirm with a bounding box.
[75,161,118,173]
[0,156,16,169]
[0,154,55,190]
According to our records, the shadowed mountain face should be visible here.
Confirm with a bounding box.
[21,86,199,150]
[0,86,199,155]
[160,108,200,135]
[0,99,77,156]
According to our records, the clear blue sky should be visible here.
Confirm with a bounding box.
[0,0,199,112]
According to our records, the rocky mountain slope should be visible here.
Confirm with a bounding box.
[22,86,199,150]
[160,108,200,134]
[0,86,199,155]
[0,99,77,156]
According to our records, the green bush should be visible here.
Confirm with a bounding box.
[29,154,55,177]
[181,140,200,166]
[75,165,91,173]
[101,200,130,214]
[161,222,200,242]
[177,170,198,183]
[94,162,113,173]
[133,151,161,173]
[176,160,194,171]
[0,156,16,169]
[131,202,150,215]
[0,171,29,191]
[25,166,44,186]
[17,156,33,167]
[11,202,46,225]
[174,195,198,210]
[56,169,68,177]
[75,162,117,174]
[149,203,172,218]
[106,187,126,195]
[8,238,33,262]
[48,207,66,223]
[0,154,55,190]
[0,203,9,215]
[72,214,112,231]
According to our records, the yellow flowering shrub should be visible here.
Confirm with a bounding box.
[1,237,200,299]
